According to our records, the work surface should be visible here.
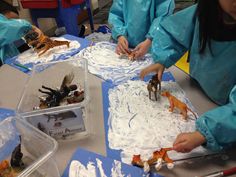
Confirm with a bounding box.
[0,64,236,177]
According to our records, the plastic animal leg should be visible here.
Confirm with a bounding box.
[39,45,52,56]
[181,108,188,120]
[155,158,163,171]
[52,40,70,48]
[154,90,157,101]
[38,89,53,96]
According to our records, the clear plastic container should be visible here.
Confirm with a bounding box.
[17,58,91,140]
[0,116,59,177]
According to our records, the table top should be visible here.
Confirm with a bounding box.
[0,36,235,177]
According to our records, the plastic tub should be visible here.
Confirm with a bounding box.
[0,116,59,177]
[17,58,91,141]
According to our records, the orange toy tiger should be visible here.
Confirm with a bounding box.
[161,91,197,120]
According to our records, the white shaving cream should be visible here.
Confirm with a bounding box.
[69,160,96,177]
[75,42,153,84]
[69,158,133,177]
[111,160,125,177]
[16,37,81,64]
[96,158,107,177]
[108,80,209,164]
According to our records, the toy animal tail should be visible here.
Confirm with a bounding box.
[187,107,198,119]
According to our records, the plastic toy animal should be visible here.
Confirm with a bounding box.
[147,74,161,101]
[161,91,197,120]
[10,141,24,169]
[26,32,70,56]
[0,160,9,171]
[67,90,84,104]
[119,50,135,60]
[147,148,174,171]
[38,72,77,109]
[0,160,16,177]
[132,148,174,172]
[24,31,39,44]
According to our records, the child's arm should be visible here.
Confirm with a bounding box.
[146,0,175,40]
[151,5,196,67]
[194,85,236,151]
[0,14,32,47]
[108,0,127,42]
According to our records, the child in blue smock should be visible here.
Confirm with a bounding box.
[108,0,175,59]
[0,11,41,64]
[140,0,236,152]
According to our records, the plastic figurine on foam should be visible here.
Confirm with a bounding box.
[132,148,174,172]
[147,74,161,101]
[161,91,197,120]
[25,31,70,56]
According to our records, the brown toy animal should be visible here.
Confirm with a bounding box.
[119,50,135,60]
[147,74,161,101]
[161,91,197,120]
[27,34,70,56]
[131,148,174,172]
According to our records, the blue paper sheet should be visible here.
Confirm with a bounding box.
[5,34,91,73]
[62,147,162,177]
[0,108,15,121]
[102,72,175,162]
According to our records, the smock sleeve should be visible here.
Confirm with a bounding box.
[146,0,175,39]
[151,5,196,67]
[0,15,32,47]
[196,85,236,151]
[108,0,127,41]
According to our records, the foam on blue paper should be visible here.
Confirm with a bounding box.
[5,34,91,73]
[62,147,162,177]
[102,72,175,162]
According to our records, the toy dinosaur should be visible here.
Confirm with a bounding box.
[161,91,197,120]
[147,74,161,101]
[132,148,174,172]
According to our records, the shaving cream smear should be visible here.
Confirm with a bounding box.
[16,37,81,64]
[108,80,209,164]
[69,158,134,177]
[76,42,153,84]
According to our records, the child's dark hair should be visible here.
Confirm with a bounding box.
[0,0,19,15]
[196,0,236,54]
[196,0,220,54]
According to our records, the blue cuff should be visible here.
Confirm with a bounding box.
[196,117,223,152]
[111,28,127,41]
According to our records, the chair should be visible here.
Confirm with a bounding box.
[20,0,94,36]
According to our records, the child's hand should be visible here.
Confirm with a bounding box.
[116,36,129,55]
[173,131,206,153]
[140,63,165,81]
[133,38,152,59]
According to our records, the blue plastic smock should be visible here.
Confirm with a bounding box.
[0,14,31,63]
[152,5,236,151]
[108,0,175,48]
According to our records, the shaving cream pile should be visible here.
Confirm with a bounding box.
[76,42,153,84]
[71,159,128,177]
[107,80,208,164]
[16,37,81,64]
